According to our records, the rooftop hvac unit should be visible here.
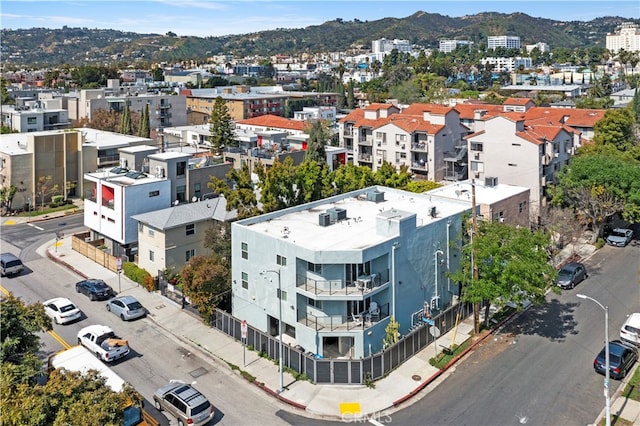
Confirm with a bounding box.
[119,158,128,169]
[327,207,347,222]
[318,212,331,227]
[366,190,385,203]
[485,176,498,187]
[155,166,165,178]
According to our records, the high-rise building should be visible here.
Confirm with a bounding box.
[487,36,521,50]
[606,22,640,53]
[439,40,473,54]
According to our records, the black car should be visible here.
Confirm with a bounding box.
[593,340,638,380]
[556,262,588,289]
[75,279,114,301]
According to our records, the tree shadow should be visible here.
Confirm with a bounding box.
[499,298,580,342]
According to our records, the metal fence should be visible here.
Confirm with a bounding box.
[211,301,473,385]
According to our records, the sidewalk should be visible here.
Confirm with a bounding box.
[4,208,638,423]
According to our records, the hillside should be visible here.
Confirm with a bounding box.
[1,12,636,67]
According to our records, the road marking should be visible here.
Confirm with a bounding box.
[0,285,10,297]
[49,330,72,350]
[369,419,385,426]
[27,223,44,231]
[3,219,16,225]
[340,402,361,414]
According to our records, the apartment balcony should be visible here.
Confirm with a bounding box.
[97,155,120,166]
[297,302,390,332]
[358,136,373,146]
[296,270,389,300]
[411,161,427,170]
[358,154,373,163]
[411,143,427,152]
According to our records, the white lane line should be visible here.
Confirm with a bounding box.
[27,223,44,231]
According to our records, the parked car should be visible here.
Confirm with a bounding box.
[1,252,24,277]
[106,295,146,321]
[43,297,82,324]
[75,279,114,301]
[593,340,638,380]
[556,262,588,289]
[153,382,215,426]
[606,228,634,247]
[620,313,640,346]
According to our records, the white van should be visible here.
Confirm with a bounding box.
[1,252,24,277]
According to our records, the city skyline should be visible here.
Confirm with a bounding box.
[1,1,639,39]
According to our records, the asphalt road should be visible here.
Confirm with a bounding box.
[385,243,640,426]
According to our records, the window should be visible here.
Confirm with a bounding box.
[176,185,186,202]
[308,298,322,309]
[396,134,407,143]
[185,249,195,262]
[277,288,287,301]
[307,262,321,273]
[149,250,154,262]
[470,161,484,172]
[519,201,527,213]
[186,224,195,236]
[148,229,154,237]
[241,242,248,260]
[471,142,483,152]
[149,190,160,197]
[241,272,248,289]
[194,183,201,198]
[276,255,286,266]
[176,161,186,176]
[27,117,37,124]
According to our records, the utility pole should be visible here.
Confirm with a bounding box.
[471,179,480,334]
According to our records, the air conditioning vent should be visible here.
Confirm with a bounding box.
[318,212,331,227]
[366,190,385,203]
[485,176,498,187]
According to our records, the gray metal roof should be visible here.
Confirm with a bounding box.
[131,197,236,230]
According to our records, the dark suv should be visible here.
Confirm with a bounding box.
[153,382,214,426]
[75,278,114,301]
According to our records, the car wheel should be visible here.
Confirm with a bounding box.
[77,338,82,345]
[95,352,101,360]
[75,286,81,293]
[178,420,184,426]
[569,282,575,289]
[54,316,60,325]
[106,304,111,311]
[154,399,162,411]
[90,293,97,301]
[120,314,125,321]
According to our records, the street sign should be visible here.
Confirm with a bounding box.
[429,326,441,338]
[116,257,122,272]
[241,320,248,340]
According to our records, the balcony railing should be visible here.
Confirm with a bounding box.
[297,301,390,332]
[358,137,373,146]
[296,270,389,297]
[411,143,427,151]
[411,161,427,170]
[358,154,372,162]
[97,155,120,165]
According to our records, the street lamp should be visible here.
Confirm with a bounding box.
[261,269,284,394]
[577,293,610,426]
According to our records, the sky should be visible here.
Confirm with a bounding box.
[1,1,639,38]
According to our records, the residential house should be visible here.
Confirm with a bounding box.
[231,186,471,358]
[1,99,70,132]
[132,197,237,276]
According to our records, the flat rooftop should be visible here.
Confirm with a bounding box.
[241,187,470,251]
[426,180,529,205]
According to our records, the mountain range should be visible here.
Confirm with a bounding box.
[1,11,637,67]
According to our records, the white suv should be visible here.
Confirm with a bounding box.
[153,382,214,426]
[621,313,640,345]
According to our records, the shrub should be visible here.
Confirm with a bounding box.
[123,262,154,291]
[595,238,606,249]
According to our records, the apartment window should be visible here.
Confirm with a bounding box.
[186,224,195,236]
[308,262,321,273]
[176,161,186,176]
[470,161,484,172]
[276,255,287,266]
[241,242,248,260]
[27,117,37,124]
[176,185,186,202]
[519,201,527,213]
[148,229,154,237]
[396,134,407,144]
[149,250,154,262]
[277,288,287,302]
[185,249,195,262]
[241,272,248,289]
[149,190,160,197]
[471,142,483,152]
[194,183,201,199]
[308,298,322,309]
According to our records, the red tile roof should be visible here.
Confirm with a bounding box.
[237,114,306,131]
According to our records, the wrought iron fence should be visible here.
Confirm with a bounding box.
[211,301,473,385]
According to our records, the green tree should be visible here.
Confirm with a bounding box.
[35,176,59,210]
[293,160,333,205]
[383,316,400,348]
[403,180,442,193]
[208,96,235,155]
[119,103,132,135]
[180,254,230,322]
[346,79,355,109]
[332,163,375,193]
[550,153,640,241]
[255,157,297,213]
[304,120,329,164]
[449,222,558,329]
[208,163,260,219]
[138,103,150,138]
[373,162,412,188]
[203,220,232,262]
[593,108,637,152]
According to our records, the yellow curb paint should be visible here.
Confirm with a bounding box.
[49,330,72,350]
[55,241,63,247]
[3,220,16,225]
[340,402,361,414]
[0,285,10,297]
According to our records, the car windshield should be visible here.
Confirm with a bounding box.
[611,230,628,237]
[126,301,143,310]
[91,281,107,289]
[558,269,573,277]
[59,304,76,313]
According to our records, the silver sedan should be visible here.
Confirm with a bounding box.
[105,295,146,321]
